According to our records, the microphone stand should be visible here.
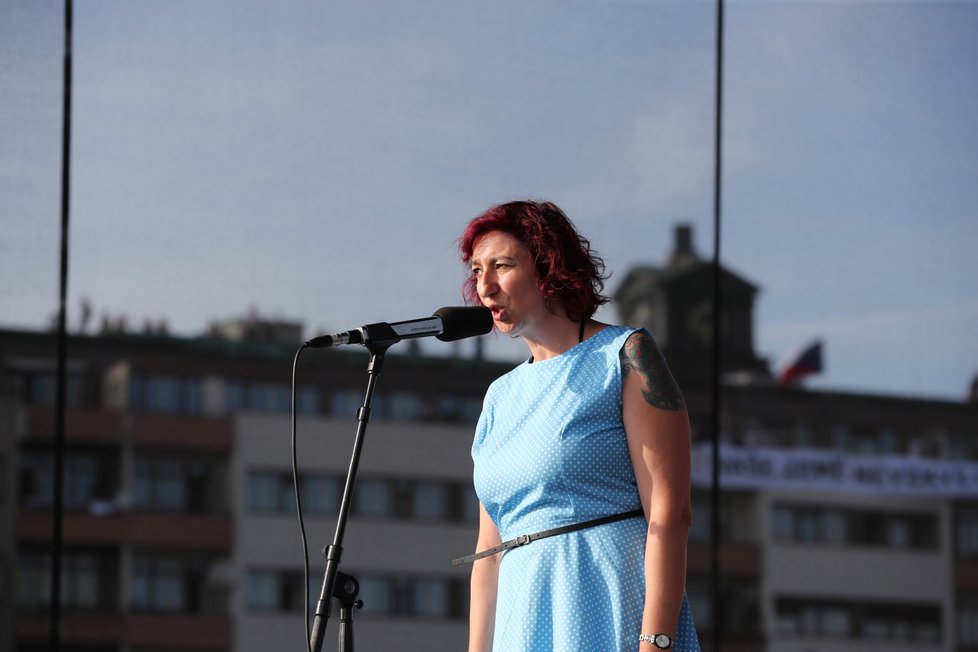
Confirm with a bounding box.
[309,339,392,652]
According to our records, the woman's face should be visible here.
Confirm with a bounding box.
[469,230,547,337]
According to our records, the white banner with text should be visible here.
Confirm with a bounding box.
[691,443,978,497]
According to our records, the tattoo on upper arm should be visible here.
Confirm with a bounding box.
[619,332,685,411]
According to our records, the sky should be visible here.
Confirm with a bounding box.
[2,0,977,402]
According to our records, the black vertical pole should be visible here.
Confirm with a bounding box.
[51,0,73,649]
[710,0,725,651]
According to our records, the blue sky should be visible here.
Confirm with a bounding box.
[2,0,976,401]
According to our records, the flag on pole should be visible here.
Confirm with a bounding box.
[776,339,823,384]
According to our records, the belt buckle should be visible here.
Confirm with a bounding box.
[514,534,531,547]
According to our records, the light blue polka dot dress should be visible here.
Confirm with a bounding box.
[472,325,700,652]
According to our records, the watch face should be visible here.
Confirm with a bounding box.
[654,633,672,648]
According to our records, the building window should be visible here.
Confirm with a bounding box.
[62,554,100,609]
[773,507,847,545]
[948,432,978,460]
[752,420,793,448]
[354,479,393,517]
[685,582,713,629]
[245,471,339,515]
[134,459,185,511]
[130,374,202,414]
[17,551,102,610]
[795,509,819,542]
[461,397,483,422]
[245,471,480,524]
[856,512,937,549]
[830,423,907,454]
[297,386,320,415]
[246,471,295,513]
[460,485,480,524]
[335,574,471,620]
[357,576,395,617]
[957,510,978,557]
[773,504,938,550]
[409,578,451,618]
[682,578,758,635]
[887,516,911,548]
[222,381,316,414]
[66,456,98,508]
[248,383,291,413]
[20,452,56,508]
[821,510,846,544]
[689,490,753,543]
[777,600,851,638]
[185,379,202,413]
[862,602,942,642]
[133,457,208,512]
[689,495,713,543]
[411,482,451,520]
[771,506,792,542]
[244,569,306,612]
[385,393,423,421]
[820,605,851,637]
[147,377,180,412]
[247,384,269,412]
[19,452,102,510]
[301,475,340,515]
[960,598,978,646]
[224,381,245,412]
[244,571,279,611]
[776,598,941,642]
[295,572,468,620]
[331,390,363,418]
[877,427,898,454]
[18,371,85,407]
[17,552,49,609]
[131,556,190,612]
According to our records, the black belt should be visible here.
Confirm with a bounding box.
[452,508,644,566]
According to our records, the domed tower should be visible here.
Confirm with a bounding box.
[614,224,770,387]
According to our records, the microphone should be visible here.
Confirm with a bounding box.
[304,306,492,349]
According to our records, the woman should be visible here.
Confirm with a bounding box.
[456,200,699,651]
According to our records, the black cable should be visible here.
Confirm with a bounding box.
[51,1,74,649]
[292,343,314,652]
[710,0,726,651]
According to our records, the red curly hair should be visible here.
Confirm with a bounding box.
[459,200,609,322]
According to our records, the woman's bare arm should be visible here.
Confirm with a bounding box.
[620,331,692,650]
[468,502,502,652]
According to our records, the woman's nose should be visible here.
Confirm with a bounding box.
[478,270,498,298]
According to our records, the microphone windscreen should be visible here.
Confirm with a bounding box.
[434,306,493,342]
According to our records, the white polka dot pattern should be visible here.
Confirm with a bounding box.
[472,325,700,651]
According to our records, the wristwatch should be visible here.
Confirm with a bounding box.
[639,633,673,649]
